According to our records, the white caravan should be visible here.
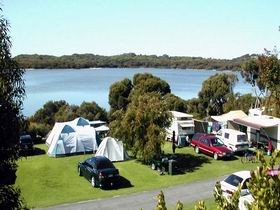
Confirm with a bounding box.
[216,128,249,152]
[167,111,194,146]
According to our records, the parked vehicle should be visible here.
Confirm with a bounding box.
[191,133,233,160]
[19,134,33,153]
[166,111,195,146]
[216,129,249,153]
[219,170,251,199]
[78,156,120,188]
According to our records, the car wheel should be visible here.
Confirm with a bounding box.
[195,146,199,154]
[214,153,218,160]
[91,177,96,187]
[78,166,82,176]
[151,163,156,170]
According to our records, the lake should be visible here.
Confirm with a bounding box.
[23,68,253,116]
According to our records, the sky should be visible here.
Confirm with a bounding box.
[2,0,280,59]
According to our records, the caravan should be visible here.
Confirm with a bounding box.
[167,111,194,146]
[216,129,249,152]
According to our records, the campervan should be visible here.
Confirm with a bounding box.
[167,111,194,146]
[216,129,249,152]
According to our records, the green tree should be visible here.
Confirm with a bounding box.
[223,93,256,114]
[163,93,188,112]
[241,58,265,94]
[198,73,237,116]
[76,101,108,121]
[30,100,68,125]
[108,78,132,112]
[132,73,171,98]
[54,104,79,122]
[110,93,171,162]
[0,9,26,209]
[242,54,280,117]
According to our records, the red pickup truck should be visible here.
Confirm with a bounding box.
[191,133,233,160]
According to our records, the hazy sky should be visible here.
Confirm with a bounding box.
[2,0,280,59]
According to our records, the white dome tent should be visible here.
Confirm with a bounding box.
[46,117,98,157]
[95,137,129,162]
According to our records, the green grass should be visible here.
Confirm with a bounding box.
[16,143,259,208]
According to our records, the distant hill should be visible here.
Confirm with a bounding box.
[14,53,257,70]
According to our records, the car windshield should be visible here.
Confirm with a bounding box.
[96,159,115,170]
[211,137,224,146]
[20,136,32,143]
[224,174,243,187]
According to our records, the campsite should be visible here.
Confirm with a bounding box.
[16,142,260,208]
[15,109,280,208]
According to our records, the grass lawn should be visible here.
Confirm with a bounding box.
[16,143,260,208]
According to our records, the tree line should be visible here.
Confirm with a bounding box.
[14,53,255,70]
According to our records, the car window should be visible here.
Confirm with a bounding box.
[201,138,209,146]
[85,161,94,169]
[242,178,251,189]
[224,174,243,187]
[20,135,32,143]
[96,159,115,169]
[210,138,224,146]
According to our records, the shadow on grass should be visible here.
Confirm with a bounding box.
[20,147,46,158]
[102,176,133,190]
[167,153,210,174]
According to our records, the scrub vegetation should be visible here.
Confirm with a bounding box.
[14,53,254,70]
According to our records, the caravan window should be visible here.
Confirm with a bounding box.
[237,135,247,142]
[224,133,229,139]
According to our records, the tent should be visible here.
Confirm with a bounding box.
[211,110,247,129]
[46,117,98,157]
[95,137,129,161]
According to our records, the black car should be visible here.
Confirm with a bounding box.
[19,134,33,153]
[78,156,120,188]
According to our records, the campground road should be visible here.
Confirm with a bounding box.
[38,176,226,210]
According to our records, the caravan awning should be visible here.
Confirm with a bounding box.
[179,122,194,128]
[211,110,247,122]
[233,115,280,130]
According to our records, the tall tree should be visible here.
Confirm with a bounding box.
[108,78,132,113]
[110,92,171,162]
[132,73,171,97]
[198,73,237,116]
[242,54,280,117]
[0,9,26,209]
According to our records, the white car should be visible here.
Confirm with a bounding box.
[219,170,251,199]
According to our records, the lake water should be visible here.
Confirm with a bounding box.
[23,68,253,116]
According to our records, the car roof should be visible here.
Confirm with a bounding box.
[86,156,110,163]
[232,170,251,179]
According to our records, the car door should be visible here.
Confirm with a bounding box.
[84,161,94,180]
[241,178,251,196]
[200,138,212,155]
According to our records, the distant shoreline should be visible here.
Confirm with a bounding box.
[15,53,256,71]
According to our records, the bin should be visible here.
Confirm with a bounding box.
[168,159,176,175]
